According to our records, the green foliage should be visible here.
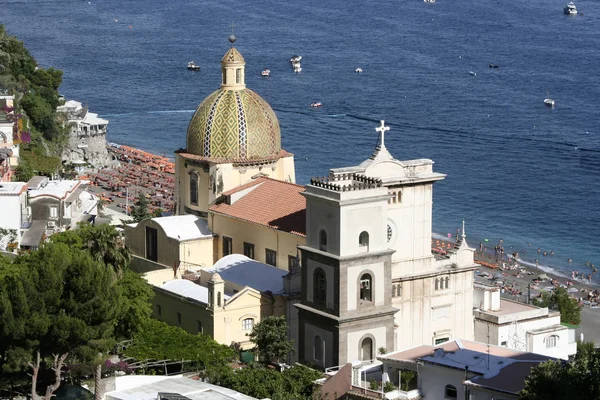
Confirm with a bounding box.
[520,345,600,399]
[152,208,164,218]
[13,158,34,182]
[378,346,387,355]
[125,319,235,373]
[20,150,61,177]
[130,193,151,222]
[383,380,395,393]
[220,364,321,400]
[534,287,581,325]
[248,315,295,364]
[400,370,415,391]
[0,25,63,142]
[0,242,123,394]
[369,379,380,391]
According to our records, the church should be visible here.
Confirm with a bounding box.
[125,36,477,368]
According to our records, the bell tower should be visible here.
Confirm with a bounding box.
[295,172,397,368]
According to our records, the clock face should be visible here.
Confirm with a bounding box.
[387,224,393,242]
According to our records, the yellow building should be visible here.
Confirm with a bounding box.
[152,254,288,350]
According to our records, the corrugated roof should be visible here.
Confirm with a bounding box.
[208,254,288,294]
[209,177,306,237]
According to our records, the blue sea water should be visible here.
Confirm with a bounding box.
[2,0,600,278]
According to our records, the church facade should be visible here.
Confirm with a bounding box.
[129,37,477,368]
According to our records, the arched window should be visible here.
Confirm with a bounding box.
[189,172,199,205]
[222,68,226,84]
[435,278,439,290]
[236,68,241,84]
[242,318,253,331]
[319,229,327,251]
[397,284,402,297]
[359,231,369,250]
[445,277,450,289]
[314,268,327,305]
[546,335,558,348]
[360,273,372,302]
[313,335,323,361]
[217,292,221,307]
[444,385,457,399]
[360,337,373,361]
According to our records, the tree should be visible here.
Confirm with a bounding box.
[0,242,124,399]
[130,193,151,222]
[520,343,600,399]
[13,158,34,182]
[534,287,581,325]
[248,315,295,364]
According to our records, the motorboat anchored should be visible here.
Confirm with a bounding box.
[261,68,271,77]
[564,2,577,14]
[355,67,363,73]
[310,102,322,108]
[187,61,201,71]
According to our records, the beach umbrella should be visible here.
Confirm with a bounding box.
[538,273,550,280]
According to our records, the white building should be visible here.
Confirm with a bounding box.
[375,339,553,400]
[56,99,113,167]
[0,95,20,181]
[0,182,30,251]
[473,283,576,360]
[103,374,259,400]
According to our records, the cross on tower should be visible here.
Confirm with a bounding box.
[376,120,390,148]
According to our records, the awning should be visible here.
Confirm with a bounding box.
[240,350,255,364]
[20,220,47,248]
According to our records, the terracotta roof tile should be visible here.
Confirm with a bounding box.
[209,177,306,236]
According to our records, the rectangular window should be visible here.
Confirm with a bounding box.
[236,68,241,84]
[242,318,254,331]
[265,249,277,267]
[501,341,507,347]
[49,205,58,219]
[288,255,297,269]
[157,304,162,317]
[223,236,233,257]
[145,226,158,262]
[435,337,449,345]
[177,312,182,326]
[243,242,255,259]
[197,320,203,334]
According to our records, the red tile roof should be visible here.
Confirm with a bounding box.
[209,177,306,237]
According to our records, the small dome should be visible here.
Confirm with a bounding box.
[209,272,223,283]
[186,88,281,159]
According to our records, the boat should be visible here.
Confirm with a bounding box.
[310,102,322,108]
[261,68,271,77]
[488,63,499,68]
[469,71,477,76]
[293,62,302,73]
[290,55,302,63]
[544,90,555,107]
[187,61,201,71]
[355,68,363,73]
[564,2,577,14]
[424,0,436,3]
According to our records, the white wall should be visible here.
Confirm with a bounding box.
[347,326,386,362]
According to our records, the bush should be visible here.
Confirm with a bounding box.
[369,379,380,391]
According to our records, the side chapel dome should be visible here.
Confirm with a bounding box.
[186,41,281,160]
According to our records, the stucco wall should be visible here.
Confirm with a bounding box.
[209,213,305,270]
[124,219,213,269]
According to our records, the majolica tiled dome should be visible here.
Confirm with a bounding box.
[186,45,281,160]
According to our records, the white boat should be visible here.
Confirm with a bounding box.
[187,61,200,71]
[355,68,363,73]
[290,55,302,63]
[310,102,322,108]
[469,71,477,76]
[544,90,555,107]
[293,62,302,73]
[261,68,271,77]
[564,2,577,14]
[424,0,436,3]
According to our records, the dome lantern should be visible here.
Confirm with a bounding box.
[185,38,281,160]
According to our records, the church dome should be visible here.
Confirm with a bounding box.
[186,42,281,160]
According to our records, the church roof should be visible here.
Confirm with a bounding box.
[221,47,245,64]
[209,177,306,237]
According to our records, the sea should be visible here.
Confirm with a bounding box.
[1,0,599,280]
